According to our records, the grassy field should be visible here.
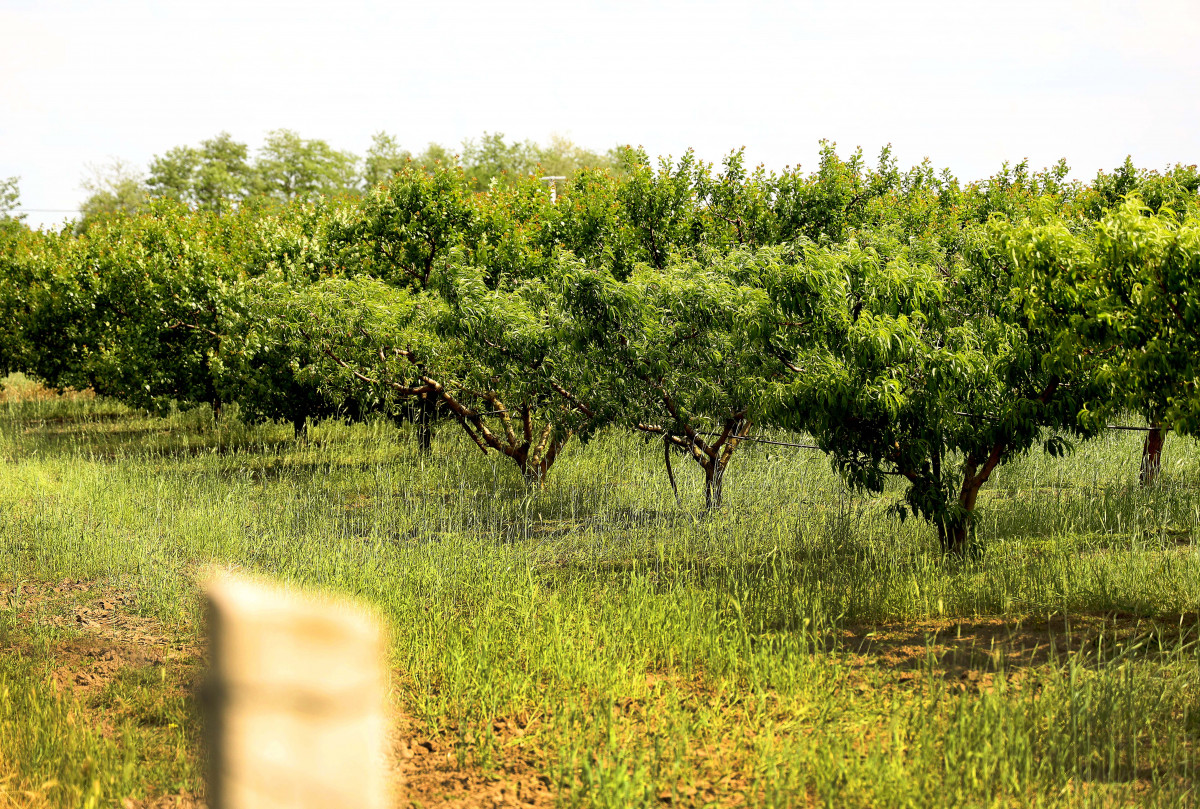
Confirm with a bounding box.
[0,373,1197,808]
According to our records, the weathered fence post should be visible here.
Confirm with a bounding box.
[204,571,389,809]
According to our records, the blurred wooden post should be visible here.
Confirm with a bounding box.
[204,571,389,809]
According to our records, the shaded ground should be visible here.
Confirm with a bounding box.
[839,612,1199,679]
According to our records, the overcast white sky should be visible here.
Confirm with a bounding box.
[2,0,1198,229]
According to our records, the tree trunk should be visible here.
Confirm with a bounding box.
[416,393,435,453]
[520,453,551,487]
[943,475,986,554]
[935,519,950,553]
[943,513,972,555]
[700,420,748,511]
[703,456,730,511]
[291,414,308,440]
[704,462,718,510]
[517,434,570,488]
[664,437,682,507]
[515,443,538,487]
[943,452,995,555]
[1139,424,1166,487]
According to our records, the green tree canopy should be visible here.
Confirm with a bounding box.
[147,132,256,213]
[254,129,359,202]
[361,131,412,190]
[0,177,26,236]
[77,159,148,233]
[1015,200,1200,434]
[768,218,1110,553]
[555,246,817,508]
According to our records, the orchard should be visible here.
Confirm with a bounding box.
[4,146,1197,551]
[2,143,1199,808]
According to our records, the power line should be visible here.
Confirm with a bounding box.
[694,430,820,450]
[696,420,1161,454]
[954,410,1159,432]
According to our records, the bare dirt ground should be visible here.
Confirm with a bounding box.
[390,712,555,809]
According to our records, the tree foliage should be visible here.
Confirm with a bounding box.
[6,142,1198,552]
[77,159,149,233]
[147,132,256,213]
[0,177,25,236]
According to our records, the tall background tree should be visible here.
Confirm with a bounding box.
[147,132,256,213]
[77,159,148,232]
[361,131,412,190]
[0,177,26,236]
[253,129,359,202]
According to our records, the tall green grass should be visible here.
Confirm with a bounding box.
[0,381,1196,806]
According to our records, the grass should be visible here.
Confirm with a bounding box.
[0,372,1197,807]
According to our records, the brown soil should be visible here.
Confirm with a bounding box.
[389,712,555,809]
[1,579,205,808]
[3,578,199,695]
[120,793,205,809]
